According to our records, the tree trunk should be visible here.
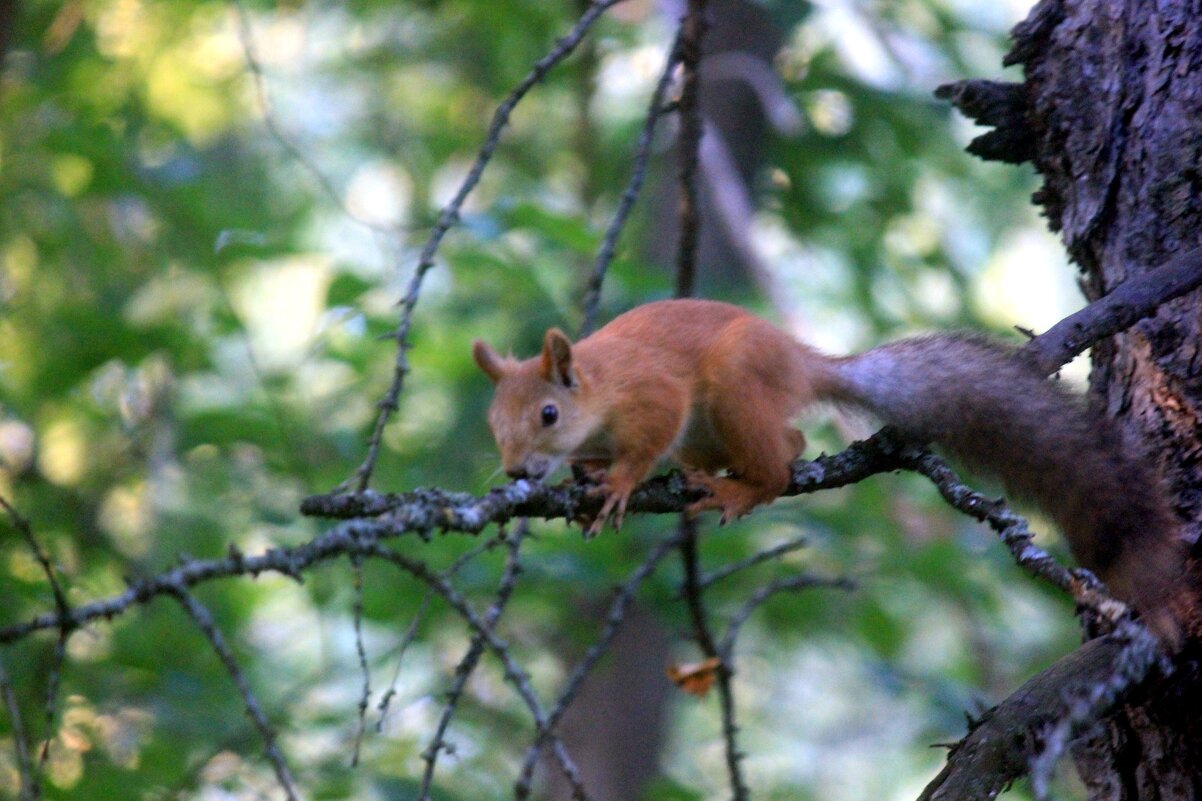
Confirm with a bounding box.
[948,0,1202,796]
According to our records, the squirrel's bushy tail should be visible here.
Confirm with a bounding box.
[833,335,1191,643]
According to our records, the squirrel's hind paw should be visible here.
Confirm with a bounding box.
[685,472,774,525]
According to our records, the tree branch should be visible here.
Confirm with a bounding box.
[678,516,749,801]
[579,29,684,337]
[0,496,71,771]
[420,524,526,800]
[349,555,371,767]
[364,542,591,800]
[917,624,1167,801]
[173,588,302,801]
[673,0,709,298]
[344,0,629,493]
[1018,243,1202,375]
[513,528,683,800]
[0,656,37,801]
[695,533,810,591]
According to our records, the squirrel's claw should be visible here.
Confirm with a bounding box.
[579,473,634,539]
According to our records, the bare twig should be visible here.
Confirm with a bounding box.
[233,2,403,236]
[0,498,69,623]
[695,533,810,591]
[376,533,509,730]
[673,0,709,298]
[513,528,684,800]
[345,0,630,493]
[0,657,37,801]
[717,574,857,658]
[374,592,430,732]
[419,523,527,800]
[0,496,71,773]
[364,542,590,800]
[679,517,749,801]
[579,30,685,337]
[172,588,301,801]
[349,555,371,767]
[37,636,66,767]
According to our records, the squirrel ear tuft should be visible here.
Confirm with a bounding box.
[472,340,507,383]
[541,328,576,388]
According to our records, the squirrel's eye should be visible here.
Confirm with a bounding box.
[540,404,559,427]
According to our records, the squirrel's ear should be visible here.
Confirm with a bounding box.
[472,340,507,383]
[540,328,576,388]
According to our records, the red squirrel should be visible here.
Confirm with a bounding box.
[473,299,1191,643]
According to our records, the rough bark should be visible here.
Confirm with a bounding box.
[943,0,1202,796]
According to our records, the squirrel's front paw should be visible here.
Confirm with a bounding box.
[580,481,633,538]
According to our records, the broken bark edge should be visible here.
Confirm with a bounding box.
[934,80,1035,164]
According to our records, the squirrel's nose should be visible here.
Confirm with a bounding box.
[505,466,529,479]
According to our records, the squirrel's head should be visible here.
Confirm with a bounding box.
[473,328,596,480]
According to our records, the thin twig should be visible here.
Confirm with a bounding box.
[579,29,685,337]
[364,542,591,800]
[37,636,66,767]
[679,517,748,801]
[0,657,37,801]
[345,0,629,492]
[0,496,72,773]
[513,529,685,800]
[718,574,857,658]
[673,0,709,298]
[679,519,719,653]
[376,533,508,730]
[233,2,403,236]
[694,533,810,591]
[349,555,371,767]
[419,523,527,800]
[172,588,302,801]
[374,592,430,732]
[0,498,69,621]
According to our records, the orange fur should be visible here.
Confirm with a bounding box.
[474,299,1191,643]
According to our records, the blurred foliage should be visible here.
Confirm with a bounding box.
[0,0,1083,799]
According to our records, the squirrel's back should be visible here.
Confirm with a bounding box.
[833,335,1190,640]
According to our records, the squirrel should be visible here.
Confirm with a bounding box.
[473,298,1191,644]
